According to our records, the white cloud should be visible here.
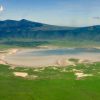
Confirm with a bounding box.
[93,17,100,20]
[0,5,4,12]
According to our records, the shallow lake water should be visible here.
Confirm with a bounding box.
[4,48,100,67]
[11,48,100,56]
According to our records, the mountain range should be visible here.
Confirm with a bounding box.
[0,19,100,41]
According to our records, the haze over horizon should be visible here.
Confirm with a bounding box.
[0,0,100,27]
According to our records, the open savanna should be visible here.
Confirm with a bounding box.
[0,62,100,100]
[0,39,100,50]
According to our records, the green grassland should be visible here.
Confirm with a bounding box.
[0,62,100,100]
[49,40,100,47]
[0,40,100,50]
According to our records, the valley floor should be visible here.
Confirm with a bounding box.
[0,46,100,100]
[0,62,100,100]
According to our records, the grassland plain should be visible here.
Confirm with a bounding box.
[0,62,100,100]
[0,40,100,50]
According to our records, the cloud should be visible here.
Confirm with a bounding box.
[0,5,4,12]
[93,17,100,20]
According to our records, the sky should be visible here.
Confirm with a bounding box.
[0,0,100,26]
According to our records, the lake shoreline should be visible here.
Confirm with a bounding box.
[0,47,100,68]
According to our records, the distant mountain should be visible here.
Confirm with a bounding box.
[0,19,75,31]
[0,19,100,41]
